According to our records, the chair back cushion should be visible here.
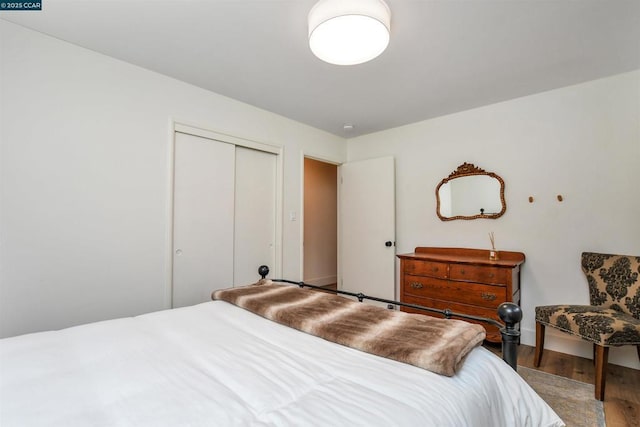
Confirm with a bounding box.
[581,252,640,319]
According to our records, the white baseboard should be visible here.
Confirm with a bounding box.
[520,326,640,370]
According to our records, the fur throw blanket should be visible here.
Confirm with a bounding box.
[212,280,485,376]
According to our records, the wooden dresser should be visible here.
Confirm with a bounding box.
[397,247,525,342]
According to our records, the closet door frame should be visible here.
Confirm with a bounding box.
[165,120,283,308]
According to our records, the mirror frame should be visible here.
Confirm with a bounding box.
[435,162,506,221]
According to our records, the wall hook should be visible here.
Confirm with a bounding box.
[528,196,534,203]
[557,194,563,202]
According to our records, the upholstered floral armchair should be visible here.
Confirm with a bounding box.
[534,252,640,400]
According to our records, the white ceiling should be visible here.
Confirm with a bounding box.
[3,0,639,138]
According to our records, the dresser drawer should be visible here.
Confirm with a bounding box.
[449,264,507,285]
[401,295,502,342]
[403,275,506,308]
[403,260,448,279]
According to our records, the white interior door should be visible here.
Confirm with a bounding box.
[234,146,276,286]
[172,132,235,308]
[339,156,395,300]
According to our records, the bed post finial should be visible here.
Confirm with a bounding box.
[498,302,522,371]
[258,265,269,279]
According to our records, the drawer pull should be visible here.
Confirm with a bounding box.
[432,267,439,272]
[410,282,424,289]
[459,269,465,275]
[481,292,497,301]
[488,273,495,278]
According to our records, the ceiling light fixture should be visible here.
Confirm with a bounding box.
[308,0,391,66]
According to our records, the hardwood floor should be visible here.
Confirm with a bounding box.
[485,343,640,427]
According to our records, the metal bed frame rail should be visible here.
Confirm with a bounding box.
[258,265,522,370]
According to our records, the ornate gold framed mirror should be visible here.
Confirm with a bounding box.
[436,163,506,221]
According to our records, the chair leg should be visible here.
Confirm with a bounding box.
[534,321,545,367]
[637,345,640,364]
[594,345,609,401]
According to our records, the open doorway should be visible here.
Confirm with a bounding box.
[303,157,338,290]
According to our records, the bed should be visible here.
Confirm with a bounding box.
[0,274,564,427]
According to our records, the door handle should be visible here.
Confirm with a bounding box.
[385,241,393,247]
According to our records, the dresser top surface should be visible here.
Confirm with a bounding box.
[397,247,525,268]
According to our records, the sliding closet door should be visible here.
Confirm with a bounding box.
[234,146,276,286]
[172,132,235,308]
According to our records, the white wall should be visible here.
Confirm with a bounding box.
[0,21,346,337]
[347,70,640,369]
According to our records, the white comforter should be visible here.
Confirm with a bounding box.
[0,301,563,427]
